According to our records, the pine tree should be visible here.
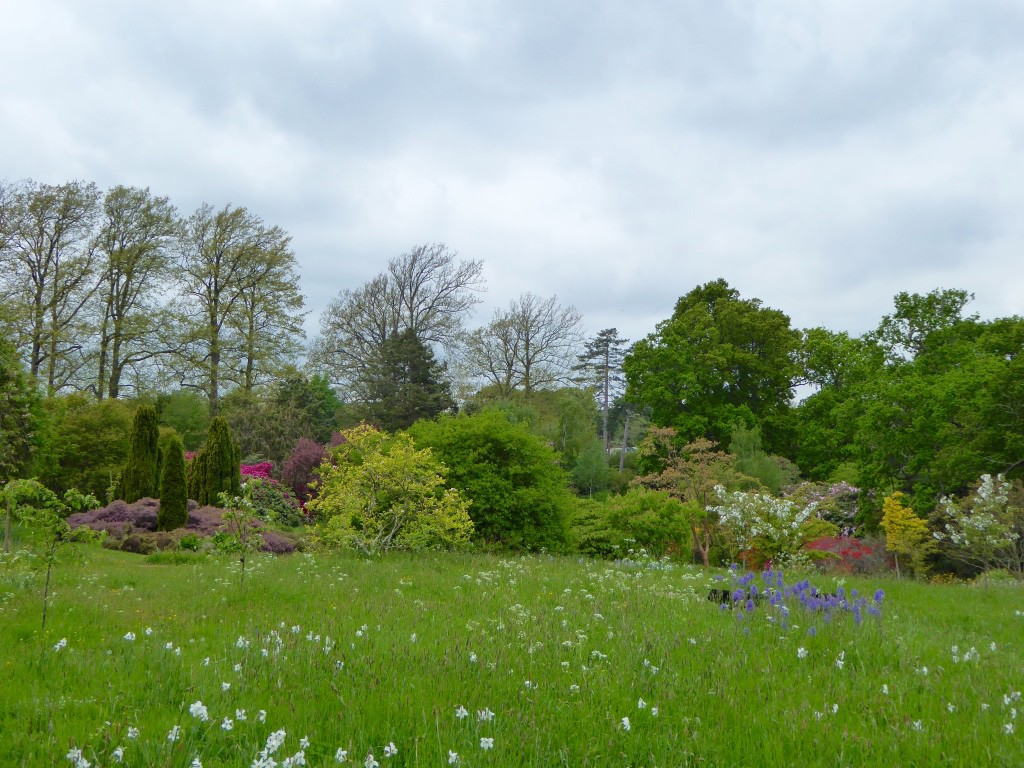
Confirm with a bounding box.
[121,405,160,502]
[158,433,188,530]
[575,328,629,454]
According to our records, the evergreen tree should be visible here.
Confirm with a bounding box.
[187,416,241,505]
[186,448,209,503]
[362,329,455,431]
[576,328,628,454]
[121,404,159,502]
[157,433,188,530]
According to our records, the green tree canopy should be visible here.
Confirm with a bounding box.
[0,337,37,484]
[30,394,134,499]
[624,279,800,454]
[409,409,572,551]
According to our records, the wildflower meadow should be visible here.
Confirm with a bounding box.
[2,546,1022,766]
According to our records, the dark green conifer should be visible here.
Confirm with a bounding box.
[121,405,159,502]
[188,417,241,505]
[157,433,188,530]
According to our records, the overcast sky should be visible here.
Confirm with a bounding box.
[2,0,1022,347]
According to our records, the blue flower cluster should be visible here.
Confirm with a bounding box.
[712,567,885,628]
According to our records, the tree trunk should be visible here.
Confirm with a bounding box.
[601,365,610,454]
[691,525,710,567]
[619,410,631,472]
[41,556,54,634]
[209,310,220,417]
[96,314,110,399]
[244,309,256,391]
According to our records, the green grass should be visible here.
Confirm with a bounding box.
[2,545,1022,767]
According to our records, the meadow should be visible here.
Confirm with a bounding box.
[1,545,1022,767]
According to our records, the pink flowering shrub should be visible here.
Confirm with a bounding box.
[241,462,275,481]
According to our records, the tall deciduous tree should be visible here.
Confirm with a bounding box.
[464,293,584,396]
[868,288,976,363]
[0,180,101,393]
[93,185,178,399]
[624,279,800,453]
[223,238,306,392]
[312,243,484,397]
[576,328,628,454]
[174,203,298,415]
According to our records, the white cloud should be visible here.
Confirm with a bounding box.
[2,0,1021,349]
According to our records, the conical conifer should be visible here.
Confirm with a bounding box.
[121,405,159,502]
[188,417,241,505]
[157,433,188,530]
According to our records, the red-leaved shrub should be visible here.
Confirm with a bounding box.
[281,438,324,502]
[805,536,890,574]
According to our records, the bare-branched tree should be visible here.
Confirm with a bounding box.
[311,243,484,397]
[464,293,584,396]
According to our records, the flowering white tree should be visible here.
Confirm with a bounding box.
[934,474,1023,575]
[709,485,834,567]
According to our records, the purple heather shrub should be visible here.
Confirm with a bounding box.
[261,530,297,554]
[70,498,295,553]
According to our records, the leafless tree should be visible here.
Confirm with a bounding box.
[464,293,584,396]
[311,243,484,397]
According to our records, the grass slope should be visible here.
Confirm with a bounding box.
[1,546,1022,766]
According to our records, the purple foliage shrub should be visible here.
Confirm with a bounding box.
[70,498,296,553]
[281,438,324,502]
